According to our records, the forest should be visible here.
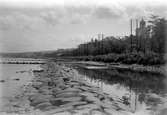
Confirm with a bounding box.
[61,15,167,65]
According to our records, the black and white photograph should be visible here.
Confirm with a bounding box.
[0,0,167,115]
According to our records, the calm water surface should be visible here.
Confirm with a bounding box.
[0,59,42,113]
[74,67,167,115]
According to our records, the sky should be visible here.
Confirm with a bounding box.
[0,0,167,53]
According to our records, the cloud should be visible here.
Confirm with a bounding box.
[39,10,61,26]
[93,6,124,20]
[0,6,94,31]
[0,4,166,32]
[0,9,48,31]
[65,6,93,24]
[125,5,167,19]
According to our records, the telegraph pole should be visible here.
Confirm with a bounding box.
[86,42,88,56]
[136,19,138,51]
[130,19,133,52]
[101,33,104,54]
[98,34,101,54]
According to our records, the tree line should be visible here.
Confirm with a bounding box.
[60,15,166,65]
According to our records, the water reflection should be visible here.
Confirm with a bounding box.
[75,67,167,115]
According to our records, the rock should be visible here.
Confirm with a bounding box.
[0,80,5,82]
[80,92,101,104]
[39,88,52,95]
[37,77,50,83]
[101,98,113,108]
[76,104,100,110]
[29,94,52,106]
[13,78,20,81]
[31,82,43,89]
[90,110,104,115]
[48,81,55,86]
[104,108,129,115]
[45,106,73,114]
[34,102,52,110]
[55,92,78,98]
[63,77,70,82]
[50,98,69,106]
[52,111,71,115]
[24,87,39,96]
[60,97,82,102]
[55,88,81,95]
[30,98,50,107]
[52,87,62,94]
[60,101,87,108]
[33,70,44,73]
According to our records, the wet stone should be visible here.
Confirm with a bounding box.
[31,82,43,89]
[29,94,52,106]
[34,102,52,111]
[56,88,81,94]
[45,106,73,114]
[55,92,78,98]
[60,97,82,102]
[0,80,5,82]
[60,101,88,108]
[51,100,69,106]
[76,104,100,110]
[63,77,70,82]
[39,88,52,95]
[13,78,20,81]
[90,110,104,115]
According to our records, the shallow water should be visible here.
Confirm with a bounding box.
[0,62,41,113]
[74,67,167,115]
[1,58,167,115]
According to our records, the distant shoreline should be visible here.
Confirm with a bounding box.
[53,58,166,74]
[0,57,166,74]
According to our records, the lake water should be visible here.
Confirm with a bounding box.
[0,59,42,113]
[0,58,167,115]
[74,67,167,115]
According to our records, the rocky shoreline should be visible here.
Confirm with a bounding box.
[66,61,165,74]
[3,62,131,115]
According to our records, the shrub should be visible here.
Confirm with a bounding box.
[73,51,165,65]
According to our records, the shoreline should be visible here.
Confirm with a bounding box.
[4,62,131,115]
[57,60,166,74]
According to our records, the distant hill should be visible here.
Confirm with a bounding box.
[0,48,74,58]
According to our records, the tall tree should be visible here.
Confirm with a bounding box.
[149,15,167,54]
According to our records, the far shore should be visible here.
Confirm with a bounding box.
[0,57,166,74]
[52,58,166,74]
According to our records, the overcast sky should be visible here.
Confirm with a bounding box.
[0,0,167,53]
